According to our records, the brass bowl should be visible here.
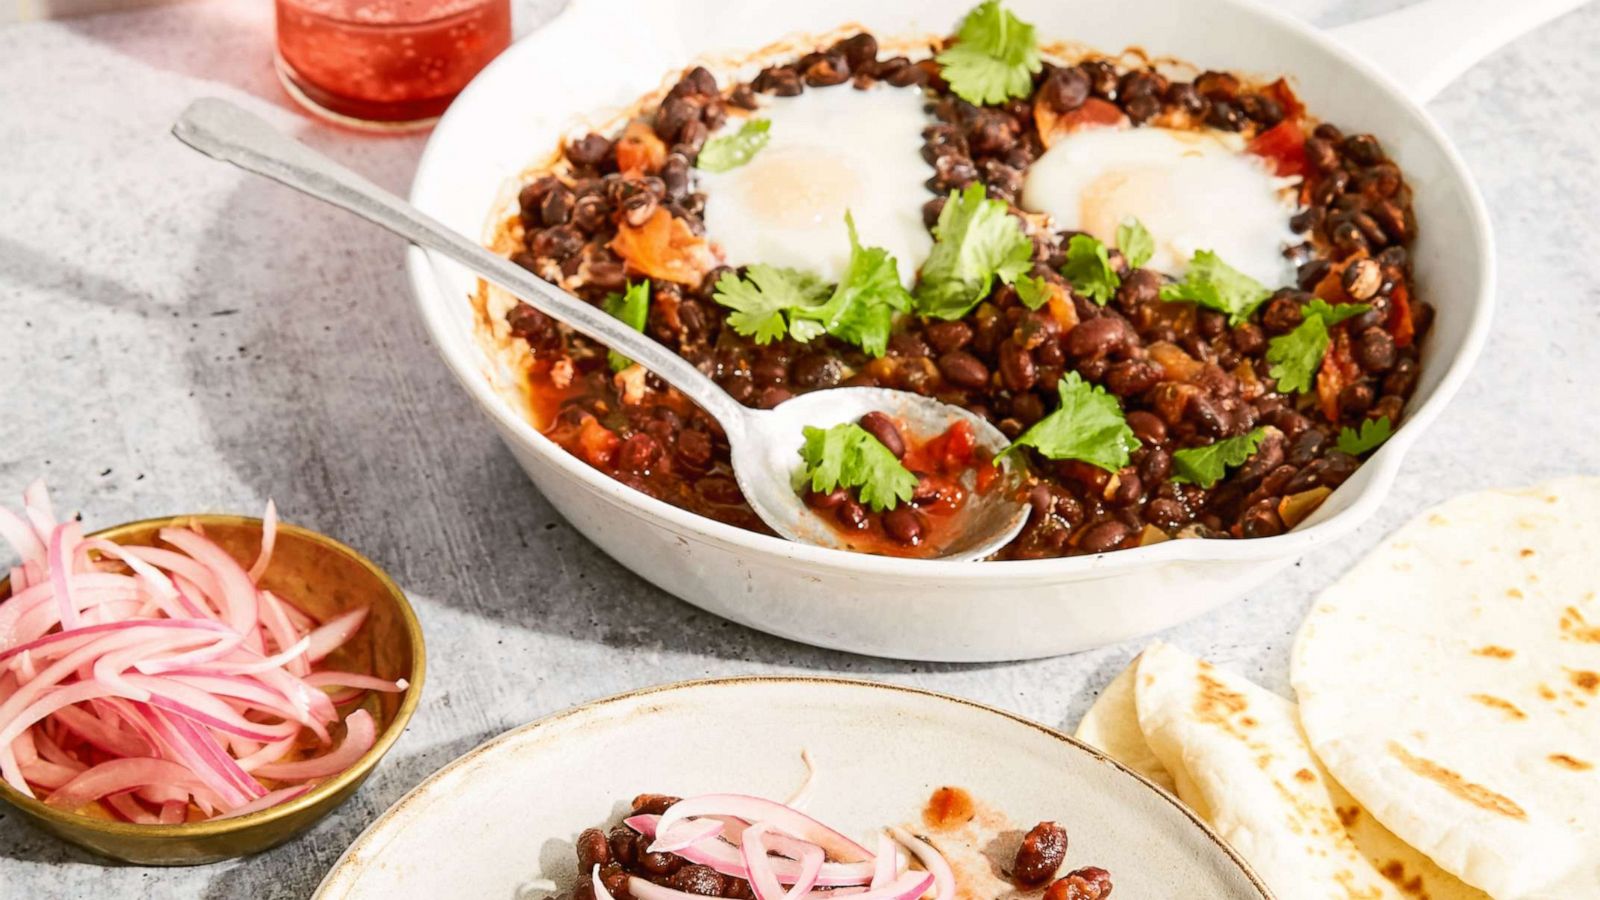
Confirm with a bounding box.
[0,514,426,865]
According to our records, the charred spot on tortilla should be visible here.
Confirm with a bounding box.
[1548,754,1594,771]
[1468,694,1527,719]
[1472,645,1515,659]
[1567,669,1599,694]
[1386,742,1527,820]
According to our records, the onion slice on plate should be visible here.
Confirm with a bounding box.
[655,794,873,863]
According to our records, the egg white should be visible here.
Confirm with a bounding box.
[1022,126,1302,288]
[698,85,933,287]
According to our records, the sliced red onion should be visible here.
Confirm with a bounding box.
[784,749,817,810]
[648,816,725,854]
[253,709,375,780]
[871,833,897,889]
[629,872,930,900]
[743,823,825,900]
[45,757,211,810]
[0,486,395,822]
[656,795,872,863]
[625,815,875,886]
[886,828,953,900]
[247,500,278,584]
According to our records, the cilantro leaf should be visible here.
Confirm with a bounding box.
[1171,427,1268,488]
[1061,234,1119,305]
[936,1,1042,106]
[1014,273,1051,310]
[713,265,829,344]
[1304,298,1370,325]
[601,279,651,372]
[791,213,912,357]
[1265,314,1328,394]
[1336,416,1394,455]
[1116,218,1155,270]
[914,184,1035,320]
[1265,300,1371,394]
[798,423,918,513]
[1158,250,1273,325]
[1004,372,1139,472]
[697,118,771,173]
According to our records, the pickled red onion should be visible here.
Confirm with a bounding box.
[0,484,408,824]
[654,794,872,863]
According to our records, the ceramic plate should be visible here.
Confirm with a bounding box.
[315,678,1268,898]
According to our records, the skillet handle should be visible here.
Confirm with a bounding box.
[1328,0,1591,103]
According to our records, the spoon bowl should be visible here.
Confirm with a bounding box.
[733,387,1029,560]
[172,98,1029,560]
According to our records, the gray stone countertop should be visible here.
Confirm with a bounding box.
[2,0,1598,896]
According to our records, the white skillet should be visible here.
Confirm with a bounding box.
[406,0,1586,661]
[313,677,1272,898]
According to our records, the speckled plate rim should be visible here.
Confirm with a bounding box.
[313,676,1271,898]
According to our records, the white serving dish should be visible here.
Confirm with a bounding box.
[314,677,1270,899]
[405,0,1573,660]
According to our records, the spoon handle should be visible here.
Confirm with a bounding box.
[171,98,750,436]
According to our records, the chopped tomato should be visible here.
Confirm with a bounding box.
[1035,96,1127,147]
[577,415,620,469]
[1147,341,1206,384]
[1315,329,1360,423]
[1045,287,1079,332]
[974,458,1001,494]
[1312,260,1353,304]
[1387,282,1416,348]
[940,420,977,470]
[614,121,666,176]
[1263,78,1305,122]
[1247,118,1308,179]
[609,207,716,286]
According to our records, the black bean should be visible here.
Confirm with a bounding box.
[925,320,974,353]
[540,185,575,227]
[1241,499,1284,538]
[1341,259,1382,301]
[938,350,990,390]
[1340,134,1385,165]
[566,135,612,168]
[1354,327,1397,372]
[1145,497,1188,530]
[1261,296,1305,335]
[1105,360,1158,398]
[669,867,727,897]
[858,412,906,458]
[835,33,878,69]
[835,500,868,530]
[999,339,1038,392]
[1065,316,1131,358]
[883,507,926,546]
[1194,70,1240,100]
[1126,410,1167,445]
[577,828,611,871]
[1040,66,1090,111]
[1163,81,1205,115]
[1384,357,1419,398]
[1078,520,1131,554]
[1013,821,1069,887]
[1297,258,1332,290]
[792,354,845,389]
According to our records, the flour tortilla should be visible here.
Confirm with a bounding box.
[1292,478,1600,899]
[1073,658,1175,792]
[1076,644,1483,899]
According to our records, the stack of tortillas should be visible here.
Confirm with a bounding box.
[1077,478,1600,899]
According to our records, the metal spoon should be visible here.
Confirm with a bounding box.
[171,99,1029,561]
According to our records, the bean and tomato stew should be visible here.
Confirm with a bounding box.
[492,12,1429,560]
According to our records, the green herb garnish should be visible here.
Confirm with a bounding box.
[712,265,829,344]
[713,215,909,356]
[798,423,918,512]
[601,279,651,372]
[914,184,1035,320]
[936,1,1042,106]
[788,213,913,357]
[1171,427,1268,488]
[1336,416,1394,455]
[1004,372,1139,472]
[1265,300,1370,394]
[1158,250,1273,325]
[697,118,772,173]
[1116,218,1155,270]
[1061,234,1119,305]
